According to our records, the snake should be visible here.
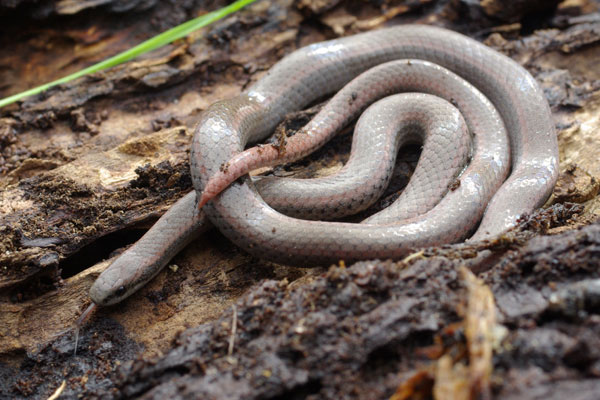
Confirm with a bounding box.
[86,24,558,309]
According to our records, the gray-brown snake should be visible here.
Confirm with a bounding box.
[87,24,558,308]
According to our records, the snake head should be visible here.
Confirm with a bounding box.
[89,257,136,306]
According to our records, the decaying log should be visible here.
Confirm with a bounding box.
[1,0,600,398]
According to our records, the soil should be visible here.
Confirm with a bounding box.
[1,0,600,399]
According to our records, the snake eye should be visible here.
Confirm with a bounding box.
[116,286,126,296]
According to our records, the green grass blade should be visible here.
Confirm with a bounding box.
[0,0,258,109]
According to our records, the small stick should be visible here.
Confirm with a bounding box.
[47,380,66,400]
[228,305,237,356]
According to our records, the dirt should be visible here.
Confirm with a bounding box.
[1,0,600,399]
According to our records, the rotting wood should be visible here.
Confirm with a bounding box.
[1,0,600,398]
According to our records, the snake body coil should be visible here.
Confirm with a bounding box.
[90,25,558,306]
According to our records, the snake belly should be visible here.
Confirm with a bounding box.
[90,24,558,306]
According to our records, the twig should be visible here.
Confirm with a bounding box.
[47,380,66,400]
[228,304,237,356]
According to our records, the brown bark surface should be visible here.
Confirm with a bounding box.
[1,0,600,398]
